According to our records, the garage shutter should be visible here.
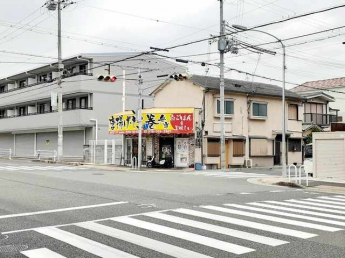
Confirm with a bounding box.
[316,139,345,179]
[15,134,35,157]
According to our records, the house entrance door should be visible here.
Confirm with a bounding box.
[274,141,281,165]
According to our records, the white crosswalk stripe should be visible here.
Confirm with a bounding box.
[112,216,255,255]
[22,248,67,258]
[0,165,87,171]
[17,195,345,257]
[304,198,345,206]
[35,227,139,258]
[334,195,345,199]
[201,205,342,232]
[317,196,345,203]
[182,171,271,179]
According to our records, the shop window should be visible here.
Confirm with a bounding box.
[233,140,245,157]
[207,138,220,157]
[253,102,267,117]
[288,104,298,120]
[216,99,234,115]
[288,139,301,152]
[250,138,273,156]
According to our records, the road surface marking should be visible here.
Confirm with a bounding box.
[202,206,341,232]
[318,196,345,203]
[78,221,213,258]
[269,190,286,193]
[174,208,317,239]
[265,200,345,214]
[250,202,345,220]
[334,195,345,199]
[0,201,128,220]
[224,204,345,226]
[21,248,67,258]
[35,227,138,258]
[239,192,253,195]
[286,200,345,211]
[304,198,345,206]
[112,216,254,255]
[145,212,288,246]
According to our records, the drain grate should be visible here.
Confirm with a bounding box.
[92,173,104,176]
[0,245,28,253]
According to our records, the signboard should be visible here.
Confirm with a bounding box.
[109,108,194,135]
[51,92,57,107]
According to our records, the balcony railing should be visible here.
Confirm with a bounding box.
[0,72,93,95]
[304,113,338,126]
[0,107,93,120]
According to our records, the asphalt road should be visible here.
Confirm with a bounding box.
[0,159,344,258]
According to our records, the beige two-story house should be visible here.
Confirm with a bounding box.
[151,75,304,168]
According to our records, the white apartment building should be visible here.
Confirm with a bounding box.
[0,52,184,160]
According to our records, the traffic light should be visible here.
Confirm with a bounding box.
[97,75,117,82]
[169,73,190,81]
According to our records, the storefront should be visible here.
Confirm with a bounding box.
[109,108,196,168]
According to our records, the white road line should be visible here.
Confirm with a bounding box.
[202,206,341,232]
[239,193,253,195]
[224,204,345,227]
[251,202,345,220]
[145,212,288,247]
[305,198,345,206]
[21,248,67,258]
[112,216,254,255]
[35,227,138,258]
[0,201,128,220]
[269,190,286,193]
[334,195,345,199]
[318,196,345,203]
[78,222,213,258]
[286,200,345,211]
[174,208,317,239]
[265,201,345,214]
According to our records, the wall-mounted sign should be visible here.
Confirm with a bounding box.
[109,108,194,135]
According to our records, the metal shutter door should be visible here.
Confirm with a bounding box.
[315,139,345,179]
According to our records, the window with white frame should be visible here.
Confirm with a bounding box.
[252,102,267,117]
[216,99,234,115]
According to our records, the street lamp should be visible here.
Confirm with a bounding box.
[232,24,287,177]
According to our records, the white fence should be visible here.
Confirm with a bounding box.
[0,148,12,159]
[36,150,57,162]
[88,140,123,165]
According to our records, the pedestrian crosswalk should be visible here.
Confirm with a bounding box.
[0,165,88,171]
[19,194,345,257]
[181,171,272,179]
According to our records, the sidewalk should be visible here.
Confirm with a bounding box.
[249,176,345,195]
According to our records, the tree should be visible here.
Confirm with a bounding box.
[305,126,321,144]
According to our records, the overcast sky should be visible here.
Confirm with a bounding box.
[1,0,345,89]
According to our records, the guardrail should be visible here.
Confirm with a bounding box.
[0,149,12,159]
[36,150,57,162]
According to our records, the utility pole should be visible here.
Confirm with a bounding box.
[137,66,143,171]
[47,0,74,162]
[122,70,126,166]
[219,0,226,171]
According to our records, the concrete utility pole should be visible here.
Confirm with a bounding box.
[219,0,226,171]
[137,67,143,171]
[47,0,73,162]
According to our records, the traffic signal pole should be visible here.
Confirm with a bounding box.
[57,0,64,162]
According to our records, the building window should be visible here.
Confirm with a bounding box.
[0,86,5,93]
[38,104,47,114]
[253,103,267,117]
[250,138,273,156]
[288,104,298,120]
[67,99,77,110]
[288,139,302,152]
[233,140,245,157]
[207,138,220,157]
[79,64,87,74]
[216,99,234,115]
[39,74,48,82]
[19,107,27,116]
[80,97,88,109]
[0,110,5,118]
[19,80,26,88]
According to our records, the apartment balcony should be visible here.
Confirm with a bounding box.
[304,113,338,126]
[0,107,94,133]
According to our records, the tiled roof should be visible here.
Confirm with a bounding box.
[190,75,304,100]
[291,77,345,92]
